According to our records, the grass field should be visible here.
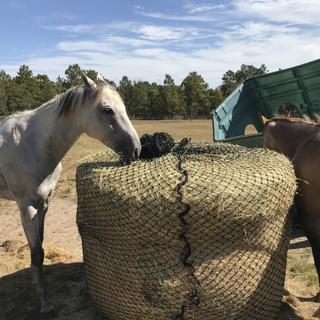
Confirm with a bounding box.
[55,119,213,199]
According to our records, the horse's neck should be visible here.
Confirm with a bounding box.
[276,122,317,159]
[31,100,84,168]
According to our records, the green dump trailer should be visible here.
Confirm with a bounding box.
[212,59,320,148]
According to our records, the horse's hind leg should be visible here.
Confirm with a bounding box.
[18,200,52,313]
[305,233,320,301]
[299,210,320,301]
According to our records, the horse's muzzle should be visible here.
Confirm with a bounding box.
[120,147,141,165]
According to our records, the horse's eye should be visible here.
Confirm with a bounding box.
[102,107,114,115]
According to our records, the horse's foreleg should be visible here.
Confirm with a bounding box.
[19,201,52,313]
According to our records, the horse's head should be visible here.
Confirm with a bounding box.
[80,73,141,163]
[263,121,279,152]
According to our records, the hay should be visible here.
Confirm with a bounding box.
[76,142,296,320]
[0,240,73,277]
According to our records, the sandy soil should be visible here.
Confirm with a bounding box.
[0,198,101,320]
[0,197,319,320]
[0,199,82,262]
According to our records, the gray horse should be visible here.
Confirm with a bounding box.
[0,73,141,312]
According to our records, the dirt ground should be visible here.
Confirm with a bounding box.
[283,235,320,319]
[1,200,319,319]
[0,198,101,320]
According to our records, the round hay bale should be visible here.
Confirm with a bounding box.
[76,142,296,320]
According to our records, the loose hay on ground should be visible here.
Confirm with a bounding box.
[0,240,73,277]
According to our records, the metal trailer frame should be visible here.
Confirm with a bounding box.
[212,59,320,148]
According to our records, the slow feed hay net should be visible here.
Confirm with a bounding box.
[76,142,296,320]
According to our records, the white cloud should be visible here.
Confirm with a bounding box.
[133,48,174,58]
[104,36,154,47]
[137,25,183,41]
[225,21,299,40]
[55,24,106,34]
[2,0,320,88]
[54,22,211,44]
[135,25,197,41]
[5,24,319,88]
[56,40,118,53]
[15,56,90,78]
[185,4,226,13]
[136,0,320,26]
[136,10,213,22]
[196,27,320,76]
[234,0,320,25]
[51,22,136,34]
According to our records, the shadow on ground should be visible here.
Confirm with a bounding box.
[0,247,318,320]
[0,262,105,320]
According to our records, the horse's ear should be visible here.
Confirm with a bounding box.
[96,73,106,85]
[81,71,96,89]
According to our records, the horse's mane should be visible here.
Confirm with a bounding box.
[265,116,320,128]
[57,82,120,118]
[57,85,90,117]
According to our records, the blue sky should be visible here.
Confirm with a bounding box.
[1,0,320,87]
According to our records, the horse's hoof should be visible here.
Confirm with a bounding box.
[40,304,54,314]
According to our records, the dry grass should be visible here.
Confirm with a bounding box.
[287,246,318,289]
[132,119,213,141]
[0,240,73,277]
[55,119,213,199]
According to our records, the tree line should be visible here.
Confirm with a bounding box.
[0,63,267,119]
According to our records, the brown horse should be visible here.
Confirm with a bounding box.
[264,116,320,299]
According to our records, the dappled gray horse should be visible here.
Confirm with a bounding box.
[264,116,320,300]
[0,73,141,313]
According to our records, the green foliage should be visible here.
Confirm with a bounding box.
[118,76,134,114]
[181,72,210,119]
[0,70,10,115]
[9,65,41,112]
[0,63,268,119]
[208,88,224,110]
[119,74,185,119]
[63,64,83,88]
[15,64,33,84]
[128,81,150,118]
[35,74,59,105]
[0,66,58,115]
[160,75,185,118]
[56,63,86,89]
[85,69,98,82]
[221,64,267,96]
